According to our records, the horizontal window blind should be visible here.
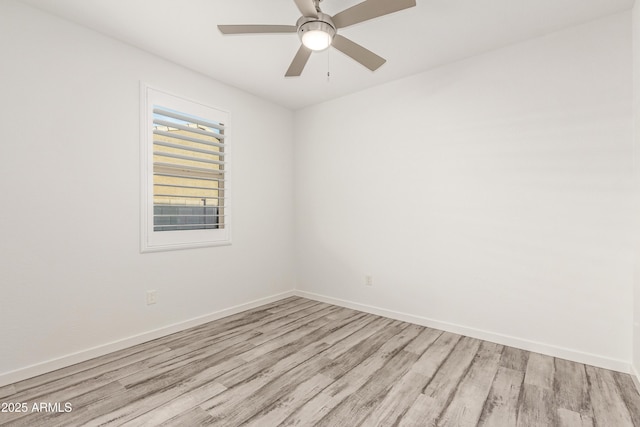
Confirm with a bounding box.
[152,106,226,232]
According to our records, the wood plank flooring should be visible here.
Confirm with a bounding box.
[0,296,639,426]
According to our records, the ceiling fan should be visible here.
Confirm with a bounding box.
[218,0,416,77]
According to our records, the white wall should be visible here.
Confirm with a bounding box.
[0,0,295,383]
[294,12,634,370]
[633,0,640,376]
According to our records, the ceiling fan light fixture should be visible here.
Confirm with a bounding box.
[297,14,336,51]
[301,28,332,51]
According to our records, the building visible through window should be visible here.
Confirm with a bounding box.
[152,107,225,232]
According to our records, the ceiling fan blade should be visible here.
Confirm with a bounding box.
[218,25,297,34]
[332,0,416,29]
[293,0,318,18]
[331,34,386,71]
[285,45,313,77]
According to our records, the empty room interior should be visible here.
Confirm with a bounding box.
[3,0,640,425]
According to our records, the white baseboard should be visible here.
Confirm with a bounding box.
[2,288,631,389]
[0,290,296,388]
[632,365,640,395]
[294,290,631,374]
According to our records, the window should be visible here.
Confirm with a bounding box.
[140,84,230,252]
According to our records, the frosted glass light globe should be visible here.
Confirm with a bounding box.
[302,29,332,51]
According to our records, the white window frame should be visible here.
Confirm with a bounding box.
[140,83,231,253]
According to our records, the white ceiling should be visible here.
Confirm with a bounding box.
[20,0,634,110]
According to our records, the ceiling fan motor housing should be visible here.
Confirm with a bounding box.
[297,13,336,51]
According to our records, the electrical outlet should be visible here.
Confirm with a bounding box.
[365,275,373,286]
[146,290,158,305]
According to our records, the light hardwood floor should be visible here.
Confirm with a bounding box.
[0,297,639,426]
